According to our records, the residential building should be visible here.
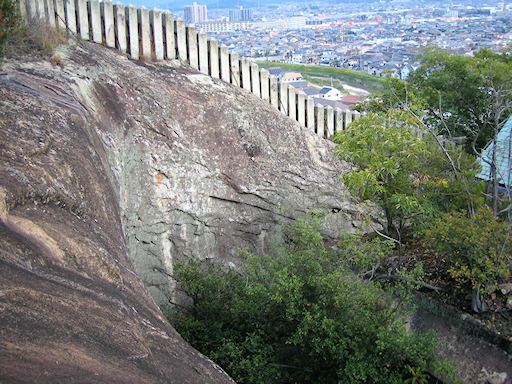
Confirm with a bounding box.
[229,7,252,22]
[198,21,250,33]
[288,81,309,89]
[302,88,321,97]
[313,98,349,110]
[184,2,207,24]
[319,86,343,101]
[281,72,304,82]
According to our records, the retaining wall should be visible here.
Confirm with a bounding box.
[16,0,361,137]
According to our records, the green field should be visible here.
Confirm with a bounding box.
[256,61,386,94]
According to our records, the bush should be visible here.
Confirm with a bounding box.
[0,0,18,52]
[169,220,444,384]
[423,208,512,292]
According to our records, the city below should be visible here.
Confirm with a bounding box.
[168,0,512,88]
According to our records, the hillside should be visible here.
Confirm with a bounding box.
[1,18,511,381]
[256,61,386,93]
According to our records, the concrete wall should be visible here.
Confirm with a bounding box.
[15,0,361,138]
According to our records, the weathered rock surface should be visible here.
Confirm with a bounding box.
[0,42,368,382]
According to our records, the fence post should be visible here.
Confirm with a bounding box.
[326,106,334,138]
[208,39,219,78]
[241,59,251,91]
[125,5,139,59]
[279,82,288,115]
[198,32,208,74]
[90,0,102,43]
[260,69,270,101]
[138,7,151,60]
[76,0,88,39]
[113,3,126,53]
[270,76,279,108]
[175,19,187,62]
[288,87,297,120]
[229,52,240,86]
[250,62,260,97]
[45,0,55,26]
[163,12,175,60]
[297,93,306,127]
[54,0,66,29]
[219,46,229,82]
[315,106,325,137]
[306,97,315,131]
[102,0,115,47]
[64,0,76,33]
[186,26,199,69]
[150,9,164,61]
[334,108,343,134]
[345,110,353,129]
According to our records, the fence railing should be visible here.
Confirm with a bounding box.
[16,0,361,137]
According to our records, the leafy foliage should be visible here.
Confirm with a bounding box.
[410,48,512,151]
[334,111,428,235]
[423,208,512,292]
[333,110,483,237]
[356,77,426,115]
[0,0,18,52]
[169,220,443,384]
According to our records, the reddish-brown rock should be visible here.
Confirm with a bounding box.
[0,44,238,383]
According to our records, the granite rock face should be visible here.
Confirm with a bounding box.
[0,42,368,382]
[0,46,236,383]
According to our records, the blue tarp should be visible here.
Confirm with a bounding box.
[476,116,512,188]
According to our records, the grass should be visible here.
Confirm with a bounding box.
[1,17,67,59]
[256,61,385,94]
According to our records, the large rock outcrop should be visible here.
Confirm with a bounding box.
[0,42,367,382]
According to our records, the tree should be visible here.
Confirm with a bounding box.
[333,110,482,241]
[356,48,512,219]
[408,48,512,153]
[355,77,426,115]
[334,111,427,239]
[169,219,448,384]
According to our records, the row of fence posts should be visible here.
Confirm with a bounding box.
[17,0,361,137]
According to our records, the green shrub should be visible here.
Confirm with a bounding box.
[0,0,18,51]
[169,220,444,384]
[423,208,512,292]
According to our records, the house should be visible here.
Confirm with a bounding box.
[268,67,283,79]
[281,72,304,83]
[288,81,309,90]
[477,116,512,192]
[319,86,342,101]
[313,98,349,110]
[301,88,321,97]
[341,95,365,106]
